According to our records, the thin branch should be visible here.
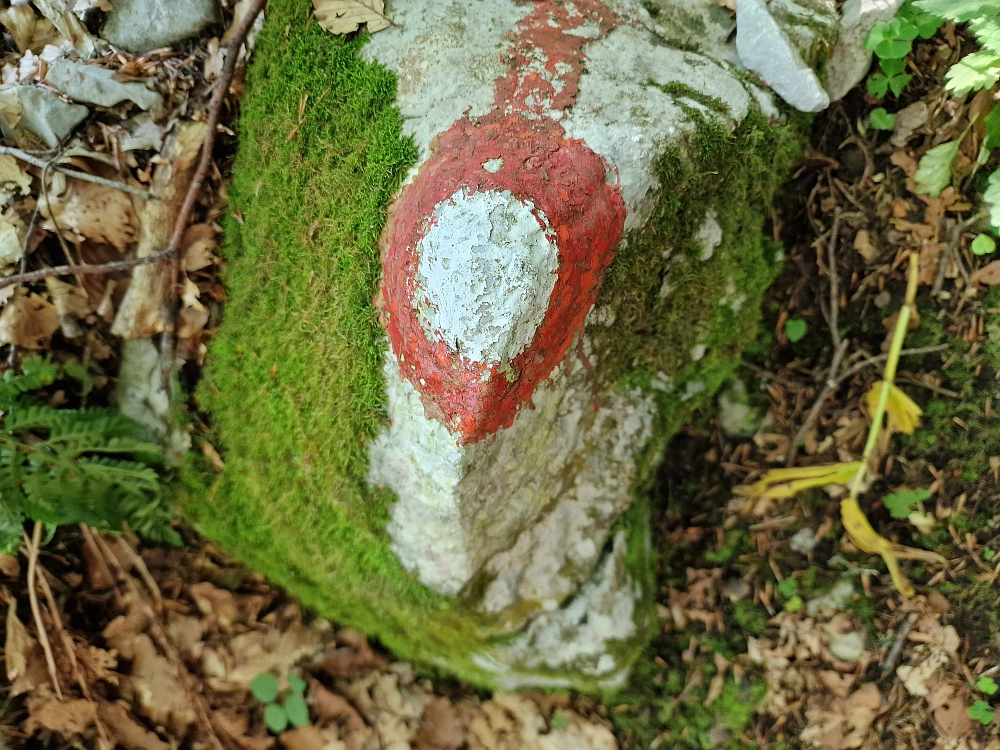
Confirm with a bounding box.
[22,523,62,700]
[0,249,173,290]
[786,338,850,468]
[828,207,842,350]
[0,145,155,199]
[835,344,950,386]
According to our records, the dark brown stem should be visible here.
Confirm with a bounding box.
[0,249,174,290]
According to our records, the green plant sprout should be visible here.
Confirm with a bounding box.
[251,672,310,734]
[0,356,175,555]
[978,676,999,695]
[865,0,941,99]
[785,318,808,343]
[883,488,932,519]
[973,234,998,255]
[870,108,896,130]
[970,699,995,725]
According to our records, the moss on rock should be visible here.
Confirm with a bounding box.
[182,0,801,690]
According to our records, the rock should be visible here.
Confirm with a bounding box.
[4,85,88,148]
[46,59,162,111]
[828,630,866,662]
[101,0,218,55]
[717,379,761,438]
[825,0,905,102]
[736,0,834,112]
[194,0,800,691]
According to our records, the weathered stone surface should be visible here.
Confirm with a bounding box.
[2,85,89,149]
[825,0,905,102]
[101,0,218,55]
[46,59,163,111]
[194,0,798,692]
[736,0,835,112]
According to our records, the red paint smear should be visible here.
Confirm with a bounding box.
[380,1,626,443]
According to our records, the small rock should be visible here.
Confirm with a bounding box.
[722,578,751,602]
[806,580,855,614]
[736,0,831,112]
[717,379,761,438]
[825,0,905,102]
[101,0,218,55]
[789,527,817,554]
[46,59,162,111]
[5,85,88,148]
[828,629,866,662]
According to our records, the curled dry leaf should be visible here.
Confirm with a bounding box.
[972,259,1000,285]
[23,697,97,739]
[853,229,878,264]
[313,0,391,36]
[130,633,198,735]
[0,219,21,266]
[182,223,218,271]
[98,700,172,750]
[40,178,138,251]
[45,276,91,339]
[0,153,31,205]
[0,289,60,349]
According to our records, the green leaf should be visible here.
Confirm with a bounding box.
[867,73,890,98]
[883,488,932,520]
[973,234,997,255]
[986,171,1000,229]
[0,500,24,555]
[785,319,808,343]
[879,57,908,77]
[970,700,995,726]
[865,22,891,51]
[251,673,279,704]
[945,51,1000,96]
[63,362,92,397]
[551,713,568,729]
[889,17,919,40]
[778,578,798,598]
[986,106,1000,152]
[284,694,310,728]
[888,73,912,97]
[870,108,896,130]
[913,0,1000,22]
[874,38,912,59]
[287,674,307,695]
[914,140,961,197]
[265,703,288,734]
[972,16,1000,54]
[985,547,997,561]
[979,676,999,696]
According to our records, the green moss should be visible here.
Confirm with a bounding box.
[181,0,800,692]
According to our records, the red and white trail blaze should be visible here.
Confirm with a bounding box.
[379,0,627,443]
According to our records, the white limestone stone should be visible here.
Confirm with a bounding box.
[736,0,831,112]
[825,0,906,102]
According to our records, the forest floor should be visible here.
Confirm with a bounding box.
[1,3,998,750]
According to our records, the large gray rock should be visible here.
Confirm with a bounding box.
[825,0,906,101]
[4,86,89,149]
[46,59,163,111]
[101,0,218,54]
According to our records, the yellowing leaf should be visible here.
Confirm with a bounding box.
[743,461,863,500]
[313,0,390,36]
[0,290,59,349]
[864,381,922,434]
[841,496,945,597]
[39,179,137,252]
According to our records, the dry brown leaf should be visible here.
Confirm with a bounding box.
[40,179,138,251]
[926,681,974,738]
[310,681,366,731]
[973,260,1000,285]
[414,696,466,750]
[189,581,239,627]
[279,725,340,750]
[224,622,332,686]
[890,148,919,177]
[0,290,60,349]
[45,276,91,339]
[99,700,171,750]
[3,589,29,684]
[0,154,31,205]
[853,230,878,264]
[0,5,38,53]
[313,0,391,35]
[0,554,18,577]
[919,242,947,285]
[182,223,218,271]
[212,710,277,750]
[130,633,198,734]
[24,698,97,738]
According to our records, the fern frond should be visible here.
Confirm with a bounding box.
[0,496,23,554]
[0,357,58,410]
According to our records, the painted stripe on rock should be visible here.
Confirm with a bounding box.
[380,0,626,443]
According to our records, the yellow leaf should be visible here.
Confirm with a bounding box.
[864,381,922,434]
[841,496,945,597]
[313,0,391,36]
[743,461,863,500]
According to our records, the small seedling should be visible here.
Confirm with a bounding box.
[251,672,310,734]
[984,547,997,561]
[785,318,808,343]
[870,107,896,130]
[973,233,997,256]
[551,713,568,729]
[883,487,931,520]
[970,699,995,725]
[778,578,798,598]
[979,676,999,696]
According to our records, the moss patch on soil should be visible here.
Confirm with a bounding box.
[182,0,801,691]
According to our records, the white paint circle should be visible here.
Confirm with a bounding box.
[415,188,559,365]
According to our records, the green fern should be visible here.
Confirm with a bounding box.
[0,357,178,554]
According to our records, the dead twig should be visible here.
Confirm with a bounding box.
[786,338,850,468]
[22,523,62,700]
[835,344,950,385]
[0,249,173,290]
[0,145,155,199]
[881,611,918,678]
